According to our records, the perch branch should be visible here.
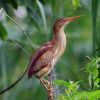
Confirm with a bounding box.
[40,78,55,100]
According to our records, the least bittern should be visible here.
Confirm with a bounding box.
[0,16,81,97]
[28,16,81,87]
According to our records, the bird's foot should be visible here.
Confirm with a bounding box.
[40,78,55,91]
[43,80,55,92]
[40,79,48,90]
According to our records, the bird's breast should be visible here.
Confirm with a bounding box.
[54,31,66,60]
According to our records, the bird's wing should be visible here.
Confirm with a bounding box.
[34,50,54,71]
[28,43,54,78]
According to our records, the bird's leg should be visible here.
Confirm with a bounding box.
[48,72,53,85]
[48,70,57,87]
[40,78,54,91]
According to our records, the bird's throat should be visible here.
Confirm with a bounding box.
[53,28,67,57]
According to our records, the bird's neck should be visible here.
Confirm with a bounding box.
[53,27,64,39]
[52,27,66,56]
[53,27,66,43]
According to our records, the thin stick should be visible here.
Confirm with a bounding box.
[9,38,30,58]
[5,12,36,52]
[0,63,29,95]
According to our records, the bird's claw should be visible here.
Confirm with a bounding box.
[41,79,55,91]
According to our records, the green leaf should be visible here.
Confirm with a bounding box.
[68,81,80,92]
[58,94,67,100]
[39,0,46,5]
[36,0,47,30]
[8,0,18,9]
[86,58,99,74]
[95,78,100,84]
[96,57,100,64]
[72,90,100,99]
[88,74,92,87]
[94,78,100,87]
[53,79,70,86]
[72,0,81,9]
[90,90,100,99]
[93,66,98,80]
[0,23,8,41]
[86,58,99,88]
[0,0,8,11]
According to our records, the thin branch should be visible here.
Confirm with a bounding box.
[8,38,30,58]
[4,12,36,52]
[0,62,29,95]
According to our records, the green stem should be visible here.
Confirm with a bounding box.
[92,0,99,57]
[92,0,100,89]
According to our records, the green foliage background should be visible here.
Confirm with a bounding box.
[0,0,100,100]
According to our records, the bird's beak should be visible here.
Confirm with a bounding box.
[63,15,83,23]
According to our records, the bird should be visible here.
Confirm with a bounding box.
[27,15,81,89]
[0,15,81,95]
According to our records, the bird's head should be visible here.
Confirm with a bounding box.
[53,15,82,32]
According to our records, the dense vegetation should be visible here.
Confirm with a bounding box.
[0,0,100,100]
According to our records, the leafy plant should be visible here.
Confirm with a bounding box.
[53,57,100,100]
[72,0,81,9]
[86,57,100,90]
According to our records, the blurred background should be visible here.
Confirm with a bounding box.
[0,0,100,100]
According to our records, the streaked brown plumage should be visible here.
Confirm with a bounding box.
[28,16,81,79]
